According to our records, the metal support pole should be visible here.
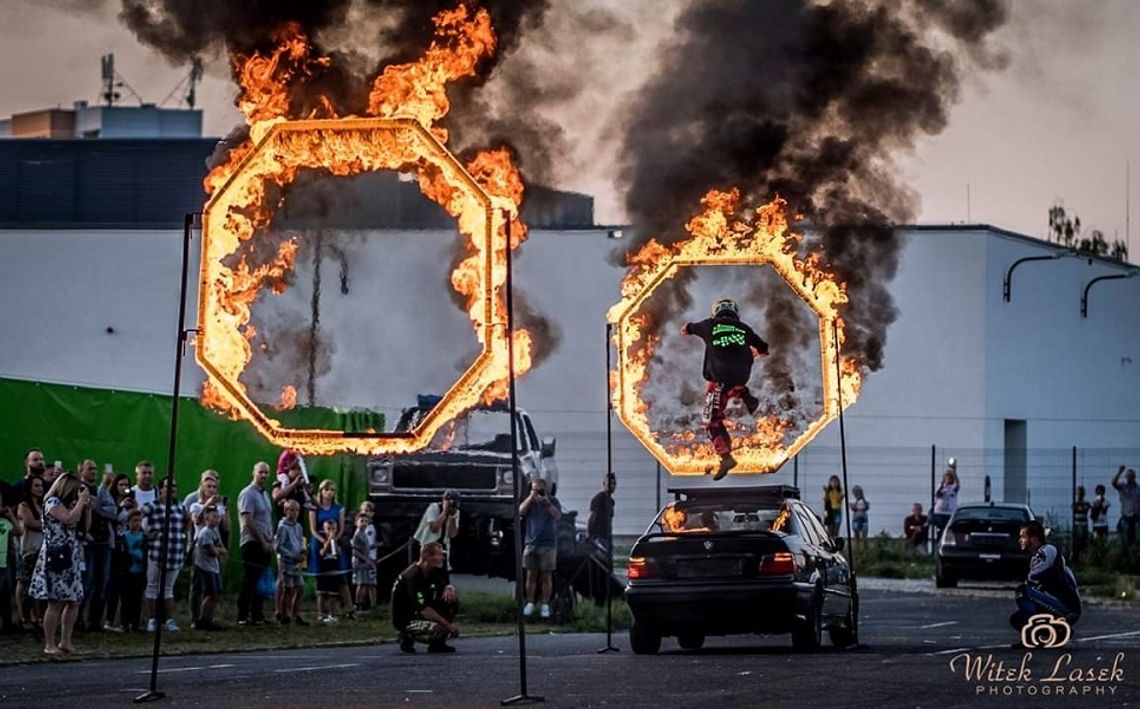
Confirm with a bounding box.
[135,213,196,703]
[833,321,853,572]
[1071,446,1078,557]
[930,445,936,554]
[502,212,544,707]
[596,323,619,654]
[1003,252,1077,302]
[1081,271,1137,318]
[793,454,799,490]
[655,462,661,511]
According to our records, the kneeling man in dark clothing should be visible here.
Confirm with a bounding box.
[392,541,459,653]
[1010,520,1081,632]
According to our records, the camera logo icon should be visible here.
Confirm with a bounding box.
[1020,613,1071,649]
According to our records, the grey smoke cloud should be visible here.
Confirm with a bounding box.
[614,0,1010,392]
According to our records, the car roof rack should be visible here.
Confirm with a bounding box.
[669,485,800,503]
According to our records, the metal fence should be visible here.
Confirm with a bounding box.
[547,431,1139,539]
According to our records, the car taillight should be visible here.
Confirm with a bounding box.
[627,556,658,580]
[758,552,797,575]
[941,530,968,547]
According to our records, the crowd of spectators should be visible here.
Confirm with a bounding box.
[1,447,612,656]
[813,459,1140,557]
[0,448,444,653]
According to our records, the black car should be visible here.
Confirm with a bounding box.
[625,485,858,654]
[935,502,1034,588]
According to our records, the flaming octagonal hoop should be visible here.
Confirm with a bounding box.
[198,117,513,456]
[608,199,855,475]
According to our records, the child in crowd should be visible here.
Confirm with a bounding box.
[849,485,870,542]
[360,500,380,576]
[352,513,377,612]
[193,506,227,630]
[274,500,307,626]
[120,509,147,632]
[317,519,341,623]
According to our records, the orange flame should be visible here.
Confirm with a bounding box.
[279,385,298,410]
[607,190,862,475]
[195,5,532,455]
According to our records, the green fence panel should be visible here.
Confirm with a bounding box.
[0,376,381,531]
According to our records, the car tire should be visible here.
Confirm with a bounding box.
[829,593,859,649]
[677,632,705,650]
[630,619,662,655]
[791,590,823,652]
[935,571,958,588]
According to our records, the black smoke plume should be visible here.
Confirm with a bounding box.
[117,1,554,161]
[116,0,577,374]
[617,0,1009,374]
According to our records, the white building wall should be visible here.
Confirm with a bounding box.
[2,225,1138,536]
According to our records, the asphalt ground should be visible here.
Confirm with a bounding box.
[1,587,1137,709]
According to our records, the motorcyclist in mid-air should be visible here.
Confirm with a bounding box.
[681,298,769,480]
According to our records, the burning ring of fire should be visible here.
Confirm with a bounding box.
[197,117,520,456]
[607,190,862,475]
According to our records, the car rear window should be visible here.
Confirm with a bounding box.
[651,501,788,534]
[953,507,1031,522]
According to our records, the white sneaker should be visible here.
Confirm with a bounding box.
[163,619,180,632]
[321,615,338,624]
[522,602,535,617]
[539,604,551,619]
[104,623,124,633]
[146,618,157,632]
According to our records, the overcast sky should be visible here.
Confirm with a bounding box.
[2,1,1136,256]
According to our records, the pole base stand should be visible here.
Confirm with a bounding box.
[596,645,620,654]
[133,690,166,703]
[501,694,545,706]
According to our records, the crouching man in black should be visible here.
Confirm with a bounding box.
[1010,520,1081,637]
[392,541,459,653]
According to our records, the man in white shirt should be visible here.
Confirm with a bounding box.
[132,461,158,509]
[412,491,460,570]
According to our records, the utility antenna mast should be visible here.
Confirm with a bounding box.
[186,57,204,109]
[100,53,143,107]
[160,56,205,109]
[101,53,120,106]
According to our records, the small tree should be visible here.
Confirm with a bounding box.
[1047,202,1128,261]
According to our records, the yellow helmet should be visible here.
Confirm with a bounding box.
[711,298,739,318]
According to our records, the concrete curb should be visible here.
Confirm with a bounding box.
[859,576,1136,608]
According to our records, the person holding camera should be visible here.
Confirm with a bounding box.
[1010,520,1080,640]
[932,467,960,541]
[30,473,90,654]
[411,490,461,569]
[519,477,562,619]
[1112,466,1139,546]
